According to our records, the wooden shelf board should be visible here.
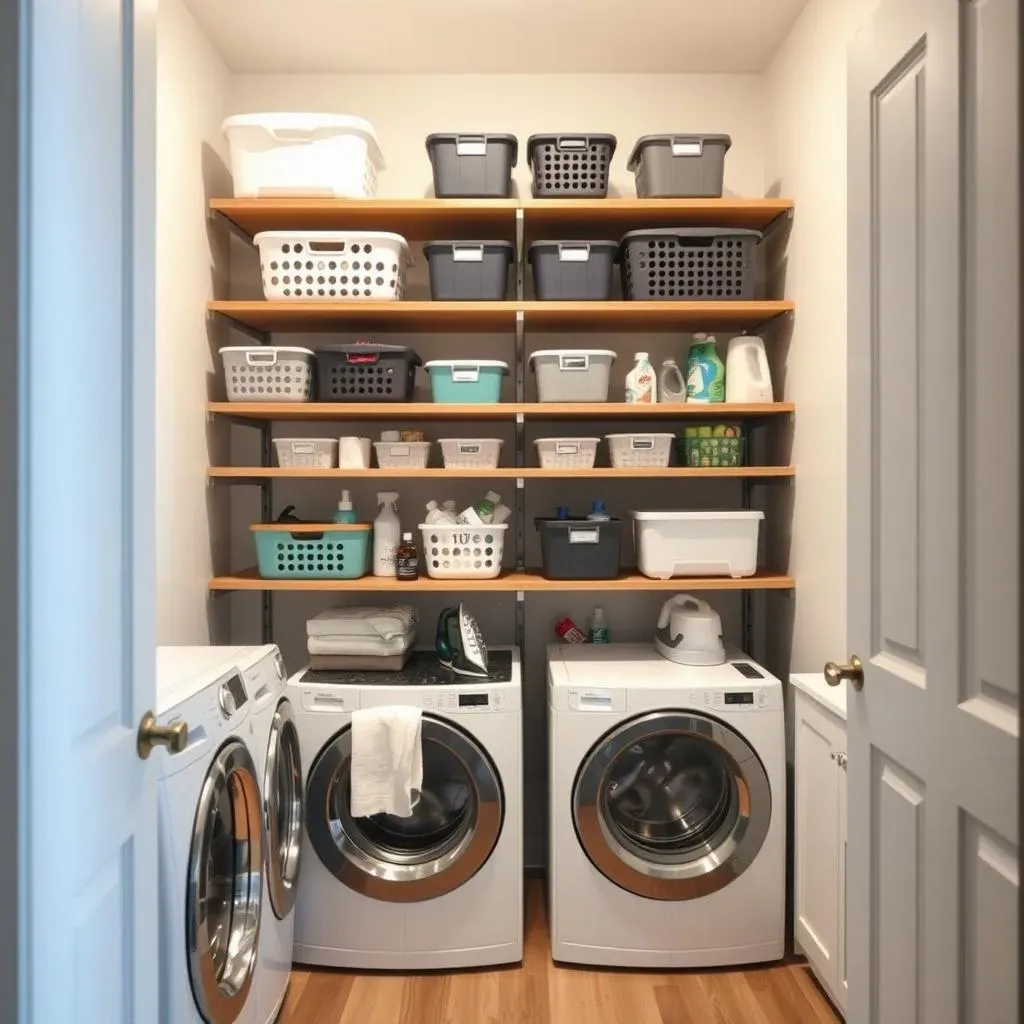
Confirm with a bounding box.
[208,465,795,480]
[209,569,795,593]
[519,300,793,332]
[206,401,795,421]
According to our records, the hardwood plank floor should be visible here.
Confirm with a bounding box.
[278,883,842,1024]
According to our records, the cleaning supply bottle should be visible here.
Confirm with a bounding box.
[396,532,420,581]
[442,500,457,520]
[589,607,610,644]
[587,500,611,522]
[459,491,502,525]
[659,359,687,403]
[332,489,357,524]
[425,500,456,525]
[625,351,657,404]
[686,333,726,404]
[491,501,512,525]
[373,491,401,577]
[556,506,570,521]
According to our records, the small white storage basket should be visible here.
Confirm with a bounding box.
[439,438,504,469]
[530,349,616,402]
[222,113,384,199]
[374,441,431,469]
[220,346,314,402]
[419,523,508,579]
[254,231,410,301]
[607,433,674,468]
[274,438,338,469]
[534,437,600,469]
[631,510,764,579]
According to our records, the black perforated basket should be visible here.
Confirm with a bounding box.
[315,343,421,402]
[619,228,762,300]
[527,134,617,198]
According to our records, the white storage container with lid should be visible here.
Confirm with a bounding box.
[631,510,764,579]
[529,349,617,403]
[222,113,384,199]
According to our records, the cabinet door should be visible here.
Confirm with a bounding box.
[794,691,845,1000]
[837,743,849,1014]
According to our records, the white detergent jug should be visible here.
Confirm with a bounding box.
[725,335,773,403]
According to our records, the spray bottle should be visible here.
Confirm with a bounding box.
[332,489,357,524]
[373,491,401,577]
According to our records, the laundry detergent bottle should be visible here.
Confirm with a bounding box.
[686,334,725,404]
[332,489,357,524]
[373,491,401,577]
[625,351,657,404]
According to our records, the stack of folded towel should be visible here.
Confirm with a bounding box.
[307,605,418,670]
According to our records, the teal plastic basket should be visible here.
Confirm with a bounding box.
[252,523,370,579]
[424,360,508,403]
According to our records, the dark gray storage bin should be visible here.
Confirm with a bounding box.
[536,518,623,580]
[627,134,732,198]
[425,134,518,198]
[619,228,761,300]
[528,240,617,300]
[527,134,616,197]
[316,343,420,402]
[424,241,514,300]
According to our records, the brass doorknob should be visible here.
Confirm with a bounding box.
[137,711,188,759]
[824,655,864,692]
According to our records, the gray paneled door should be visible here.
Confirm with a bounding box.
[846,0,1019,1022]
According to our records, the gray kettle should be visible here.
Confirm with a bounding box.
[435,604,489,678]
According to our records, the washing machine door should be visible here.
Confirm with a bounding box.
[573,710,771,901]
[187,738,264,1023]
[305,715,504,902]
[263,697,303,920]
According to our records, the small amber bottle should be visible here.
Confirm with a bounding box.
[396,532,420,581]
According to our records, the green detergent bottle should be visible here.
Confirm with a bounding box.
[686,334,726,404]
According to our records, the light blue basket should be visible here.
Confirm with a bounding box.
[424,360,508,403]
[252,524,370,579]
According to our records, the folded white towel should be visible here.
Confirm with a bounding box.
[308,626,416,658]
[349,705,423,819]
[308,605,418,642]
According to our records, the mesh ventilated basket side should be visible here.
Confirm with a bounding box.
[439,438,503,469]
[418,524,507,579]
[606,434,673,468]
[533,437,600,469]
[316,346,421,402]
[253,526,370,579]
[220,347,314,402]
[527,134,617,197]
[273,438,338,469]
[374,442,432,468]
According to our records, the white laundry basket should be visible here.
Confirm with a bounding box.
[606,434,674,468]
[439,439,504,470]
[631,510,764,579]
[219,347,314,402]
[254,232,410,300]
[374,441,431,469]
[530,349,616,402]
[222,113,384,198]
[419,523,507,579]
[273,438,338,469]
[534,437,600,469]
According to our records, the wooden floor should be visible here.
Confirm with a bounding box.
[278,883,841,1024]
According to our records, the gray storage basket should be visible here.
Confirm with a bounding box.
[425,133,518,198]
[528,240,617,300]
[619,228,761,300]
[527,134,616,197]
[536,518,624,580]
[424,240,513,300]
[627,134,732,198]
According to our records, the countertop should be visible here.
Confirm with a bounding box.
[790,671,847,722]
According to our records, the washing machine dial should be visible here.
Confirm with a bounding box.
[218,683,237,718]
[756,689,769,708]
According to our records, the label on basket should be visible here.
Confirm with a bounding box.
[671,139,703,157]
[291,443,316,454]
[452,368,481,383]
[558,355,589,371]
[631,438,654,450]
[568,528,600,545]
[458,444,482,454]
[389,444,411,456]
[453,247,484,263]
[558,246,590,263]
[555,442,581,455]
[456,139,487,156]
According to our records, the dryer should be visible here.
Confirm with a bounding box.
[290,648,523,970]
[548,643,785,969]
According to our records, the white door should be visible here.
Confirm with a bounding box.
[846,0,1019,1022]
[21,0,158,1020]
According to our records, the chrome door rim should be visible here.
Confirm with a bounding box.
[187,739,263,1023]
[573,711,771,901]
[305,715,504,903]
[263,699,303,920]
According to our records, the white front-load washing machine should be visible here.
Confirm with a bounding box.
[291,648,523,970]
[548,643,785,969]
[155,648,265,1024]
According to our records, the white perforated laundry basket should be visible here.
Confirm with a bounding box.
[219,347,314,402]
[222,113,384,198]
[631,510,764,579]
[374,441,431,469]
[606,433,674,468]
[254,232,410,300]
[534,437,600,469]
[274,438,338,469]
[439,438,503,469]
[418,523,507,579]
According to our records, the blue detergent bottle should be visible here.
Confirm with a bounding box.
[332,489,358,524]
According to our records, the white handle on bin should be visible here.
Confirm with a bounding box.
[630,437,655,450]
[455,135,488,156]
[671,137,703,157]
[452,244,485,263]
[568,527,600,544]
[451,367,481,383]
[245,350,279,366]
[554,441,581,455]
[290,442,316,454]
[558,354,590,371]
[387,444,411,456]
[558,244,591,263]
[307,239,350,254]
[557,137,588,150]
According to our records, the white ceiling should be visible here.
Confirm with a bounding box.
[185,0,809,75]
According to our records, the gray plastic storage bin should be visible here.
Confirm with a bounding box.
[619,228,761,300]
[424,241,514,300]
[425,134,518,198]
[528,240,617,300]
[627,134,732,198]
[536,518,624,580]
[527,134,616,197]
[530,349,617,402]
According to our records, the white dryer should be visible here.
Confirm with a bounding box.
[548,643,785,969]
[290,648,523,970]
[155,648,265,1024]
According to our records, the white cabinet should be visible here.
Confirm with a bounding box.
[793,686,847,1015]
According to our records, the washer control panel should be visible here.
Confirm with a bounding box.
[423,688,516,712]
[689,687,780,711]
[218,671,248,719]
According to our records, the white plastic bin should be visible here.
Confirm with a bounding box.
[219,346,314,402]
[631,510,764,579]
[606,433,674,469]
[439,438,503,469]
[534,437,600,469]
[419,523,508,579]
[222,113,384,198]
[530,349,616,403]
[374,441,431,469]
[338,437,372,468]
[254,232,410,300]
[274,438,338,469]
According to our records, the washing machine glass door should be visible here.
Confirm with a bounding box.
[264,698,303,920]
[187,739,263,1023]
[573,711,771,901]
[305,715,504,902]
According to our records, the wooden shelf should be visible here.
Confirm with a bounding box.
[208,465,795,480]
[207,401,795,422]
[207,299,794,334]
[209,569,795,593]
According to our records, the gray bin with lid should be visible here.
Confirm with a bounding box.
[527,134,616,197]
[536,518,624,580]
[627,134,732,198]
[528,240,617,300]
[424,241,514,300]
[425,133,518,198]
